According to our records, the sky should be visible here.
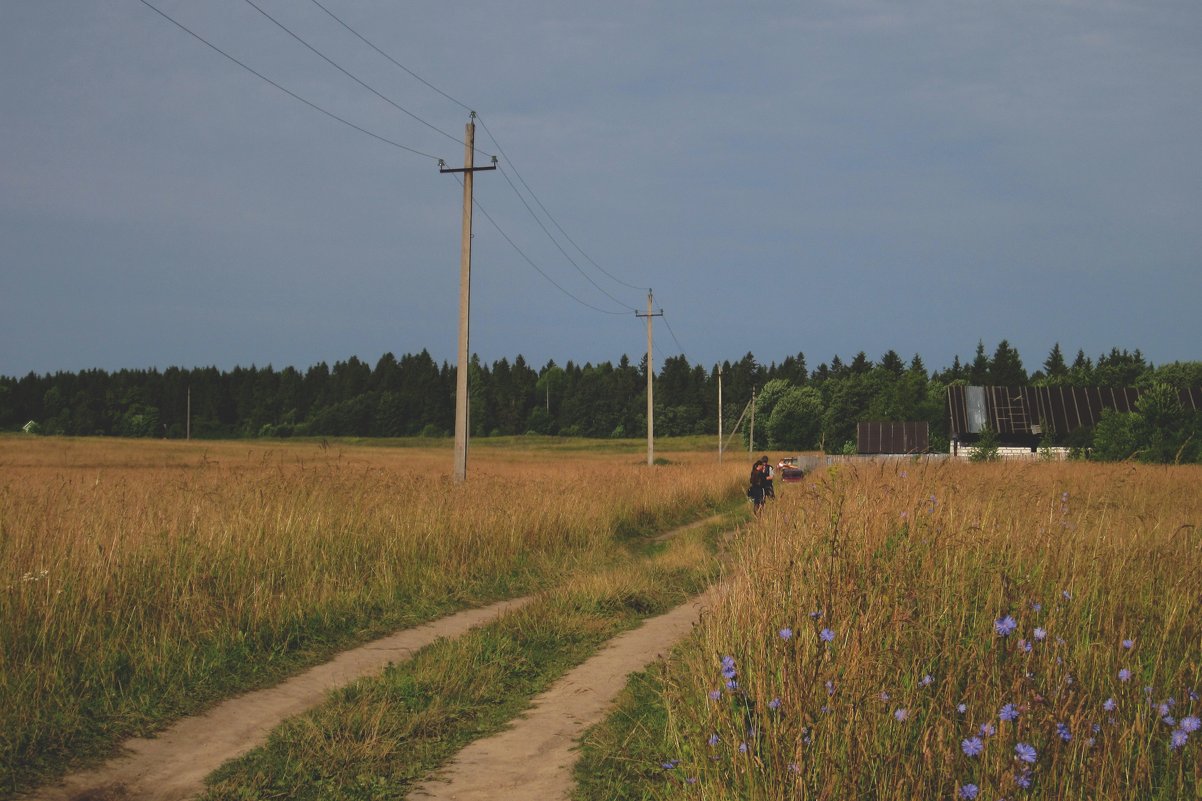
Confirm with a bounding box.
[3,0,1200,378]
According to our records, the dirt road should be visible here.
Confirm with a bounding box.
[410,585,718,801]
[28,599,531,801]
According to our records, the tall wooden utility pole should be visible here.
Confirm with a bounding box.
[440,113,495,482]
[749,386,756,454]
[636,290,663,467]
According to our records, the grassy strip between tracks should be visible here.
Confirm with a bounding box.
[199,520,731,801]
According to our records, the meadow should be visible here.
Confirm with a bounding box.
[577,459,1202,800]
[0,435,745,796]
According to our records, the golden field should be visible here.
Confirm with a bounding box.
[0,435,744,793]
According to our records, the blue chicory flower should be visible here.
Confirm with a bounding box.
[995,615,1018,637]
[1000,703,1019,722]
[962,736,984,757]
[960,783,979,799]
[1015,742,1038,763]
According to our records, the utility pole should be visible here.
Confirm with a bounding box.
[440,113,496,483]
[749,386,756,454]
[717,365,723,463]
[635,290,663,467]
[186,386,191,441]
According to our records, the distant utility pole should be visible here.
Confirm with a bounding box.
[635,290,663,467]
[717,365,723,463]
[186,386,191,441]
[749,386,756,454]
[440,112,496,483]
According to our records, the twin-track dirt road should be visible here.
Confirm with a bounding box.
[27,515,731,801]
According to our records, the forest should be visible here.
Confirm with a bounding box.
[4,341,1201,462]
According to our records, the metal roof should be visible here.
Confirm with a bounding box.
[946,385,1202,438]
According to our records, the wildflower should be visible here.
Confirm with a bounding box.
[767,697,782,711]
[1015,769,1033,789]
[787,762,800,773]
[920,674,933,687]
[1170,729,1188,749]
[1019,639,1032,652]
[1015,742,1037,763]
[1057,722,1072,742]
[779,627,793,640]
[957,703,967,714]
[1118,668,1131,682]
[738,742,748,754]
[1061,491,1069,503]
[894,708,909,722]
[726,680,738,690]
[880,691,891,702]
[825,680,835,696]
[1031,601,1042,612]
[1000,704,1020,722]
[819,627,835,643]
[1122,638,1134,649]
[721,655,737,679]
[707,733,720,747]
[995,615,1018,637]
[686,776,698,784]
[1103,698,1116,712]
[708,689,721,701]
[980,722,996,737]
[1062,590,1072,600]
[1158,703,1171,717]
[809,608,823,619]
[962,736,984,757]
[661,759,680,770]
[1033,627,1047,641]
[960,784,979,800]
[1181,716,1200,733]
[1163,715,1176,727]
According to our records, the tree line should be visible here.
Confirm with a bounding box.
[3,341,1201,462]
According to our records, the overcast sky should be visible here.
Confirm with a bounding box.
[3,1,1200,378]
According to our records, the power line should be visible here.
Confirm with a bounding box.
[307,0,473,114]
[300,0,646,295]
[495,163,636,311]
[661,313,689,359]
[239,0,478,153]
[477,115,648,293]
[139,0,443,162]
[452,176,631,316]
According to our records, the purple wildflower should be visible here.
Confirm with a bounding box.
[707,733,720,747]
[708,689,721,701]
[779,627,793,640]
[1118,668,1131,682]
[1033,627,1047,641]
[1170,729,1188,749]
[1122,638,1134,649]
[1057,722,1072,742]
[957,703,967,714]
[960,784,979,800]
[894,708,909,722]
[995,615,1018,637]
[1015,742,1037,763]
[661,759,680,770]
[1000,703,1019,722]
[738,742,748,754]
[962,736,984,757]
[980,722,996,737]
[920,674,933,687]
[1103,697,1116,712]
[825,680,835,696]
[1015,769,1033,789]
[767,697,782,711]
[1181,716,1200,733]
[819,627,835,643]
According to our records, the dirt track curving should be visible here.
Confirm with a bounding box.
[27,599,531,801]
[26,513,730,801]
[409,585,719,801]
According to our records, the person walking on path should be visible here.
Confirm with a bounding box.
[748,456,769,516]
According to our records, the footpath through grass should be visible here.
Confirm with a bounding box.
[0,437,745,798]
[200,520,732,800]
[575,460,1202,801]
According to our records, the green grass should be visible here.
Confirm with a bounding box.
[200,528,726,801]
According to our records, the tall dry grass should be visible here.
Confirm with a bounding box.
[639,460,1201,799]
[0,437,743,793]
